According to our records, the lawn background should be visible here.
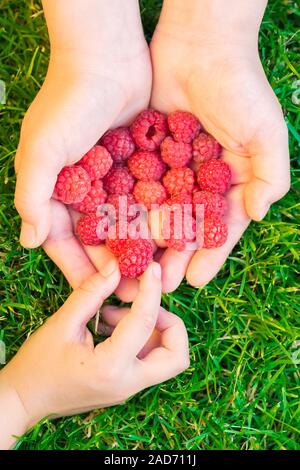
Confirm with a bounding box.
[0,0,299,450]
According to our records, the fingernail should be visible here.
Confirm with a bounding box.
[20,222,36,248]
[152,262,161,280]
[100,258,118,278]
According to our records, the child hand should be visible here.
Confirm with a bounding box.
[0,261,189,449]
[150,1,290,291]
[14,0,152,290]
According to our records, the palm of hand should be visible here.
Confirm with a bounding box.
[150,34,289,290]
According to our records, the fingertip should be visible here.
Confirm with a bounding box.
[20,222,37,248]
[20,216,51,248]
[140,262,161,285]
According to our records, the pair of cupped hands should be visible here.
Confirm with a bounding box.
[2,13,291,441]
[15,21,290,301]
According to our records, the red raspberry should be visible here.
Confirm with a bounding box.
[130,109,168,151]
[128,150,166,181]
[100,127,135,163]
[197,159,231,194]
[193,191,227,219]
[201,217,228,249]
[76,214,109,245]
[133,181,167,210]
[165,192,193,211]
[119,239,153,278]
[106,194,137,222]
[54,165,91,204]
[104,167,135,195]
[161,136,192,168]
[168,110,201,144]
[163,167,195,196]
[79,145,113,180]
[106,221,131,256]
[162,210,196,252]
[193,133,222,164]
[72,180,107,214]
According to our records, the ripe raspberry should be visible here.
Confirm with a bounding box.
[201,217,228,249]
[165,192,193,210]
[193,133,222,164]
[54,165,91,204]
[106,194,137,222]
[72,180,107,214]
[133,181,167,210]
[161,136,192,168]
[106,221,131,256]
[168,110,201,144]
[193,191,227,219]
[79,145,113,180]
[130,109,168,151]
[119,239,153,278]
[76,214,109,245]
[163,167,195,196]
[100,127,135,163]
[104,167,135,195]
[162,210,196,252]
[128,150,166,181]
[197,159,231,194]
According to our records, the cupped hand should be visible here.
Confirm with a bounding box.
[150,29,290,291]
[0,261,189,431]
[15,40,152,294]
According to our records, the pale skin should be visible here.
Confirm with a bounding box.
[15,0,290,296]
[0,261,189,449]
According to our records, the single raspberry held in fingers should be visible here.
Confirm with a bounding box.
[72,180,107,214]
[119,239,153,278]
[201,217,228,248]
[168,110,201,144]
[133,181,167,210]
[128,150,167,181]
[161,136,192,168]
[76,214,109,245]
[54,165,91,204]
[163,167,195,196]
[162,210,196,252]
[106,193,137,222]
[130,109,168,151]
[100,127,135,163]
[193,133,222,164]
[79,145,113,180]
[197,159,231,194]
[104,167,135,195]
[193,191,227,219]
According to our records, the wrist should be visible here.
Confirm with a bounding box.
[157,0,267,50]
[0,372,31,449]
[42,0,146,58]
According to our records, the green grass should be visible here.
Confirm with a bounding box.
[0,0,299,450]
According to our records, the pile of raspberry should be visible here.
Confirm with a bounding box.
[54,109,231,278]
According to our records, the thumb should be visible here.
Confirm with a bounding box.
[14,144,63,248]
[244,122,290,221]
[57,259,121,332]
